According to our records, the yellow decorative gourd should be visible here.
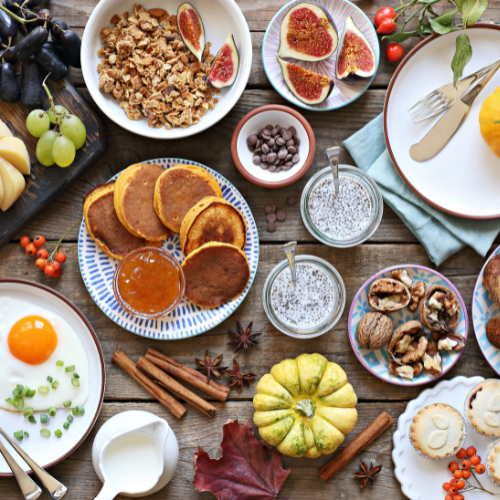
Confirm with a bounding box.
[252,353,358,458]
[479,86,500,158]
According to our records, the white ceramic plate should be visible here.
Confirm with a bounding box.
[0,280,105,476]
[81,0,252,139]
[392,376,500,499]
[385,25,500,219]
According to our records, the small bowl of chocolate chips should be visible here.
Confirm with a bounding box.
[231,105,315,188]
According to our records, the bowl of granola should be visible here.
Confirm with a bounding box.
[81,0,252,139]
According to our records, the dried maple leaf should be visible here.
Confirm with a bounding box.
[193,419,291,500]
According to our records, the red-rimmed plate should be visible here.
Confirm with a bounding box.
[384,24,500,219]
[0,279,105,476]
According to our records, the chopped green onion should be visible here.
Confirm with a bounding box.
[28,416,37,424]
[63,400,71,408]
[25,389,36,398]
[38,386,49,395]
[71,408,78,416]
[21,386,29,397]
[6,398,23,410]
[63,422,70,430]
[47,376,53,383]
[12,387,21,399]
[67,415,73,423]
[54,429,62,438]
[77,405,85,415]
[13,430,23,441]
[23,408,33,418]
[48,406,56,417]
[24,432,29,438]
[71,378,80,388]
[40,429,50,437]
[65,365,75,373]
[40,414,49,424]
[73,373,80,379]
[52,381,59,390]
[56,360,64,367]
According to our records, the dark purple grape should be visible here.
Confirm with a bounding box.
[24,0,43,7]
[42,41,69,65]
[4,0,20,13]
[50,19,68,40]
[0,35,5,47]
[0,7,18,39]
[33,9,52,28]
[0,62,21,102]
[35,47,67,81]
[22,11,38,33]
[21,59,43,108]
[13,25,48,61]
[2,47,16,63]
[60,29,81,68]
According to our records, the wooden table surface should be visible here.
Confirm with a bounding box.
[1,1,500,499]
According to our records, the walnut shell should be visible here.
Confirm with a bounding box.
[484,255,500,311]
[431,331,466,351]
[356,312,393,349]
[368,278,411,313]
[486,317,500,349]
[419,284,460,333]
[388,320,426,364]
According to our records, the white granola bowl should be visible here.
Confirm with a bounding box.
[81,0,252,139]
[408,403,467,460]
[464,379,500,437]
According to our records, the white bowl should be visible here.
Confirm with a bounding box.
[81,0,252,139]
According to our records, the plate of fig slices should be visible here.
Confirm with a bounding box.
[263,0,379,111]
[348,265,468,386]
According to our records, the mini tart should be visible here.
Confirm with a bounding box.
[114,163,173,242]
[153,165,222,232]
[487,438,500,486]
[466,380,500,437]
[410,404,465,459]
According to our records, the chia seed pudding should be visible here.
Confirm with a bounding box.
[270,263,336,329]
[308,175,371,240]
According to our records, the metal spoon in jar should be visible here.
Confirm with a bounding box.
[282,241,297,283]
[325,146,341,200]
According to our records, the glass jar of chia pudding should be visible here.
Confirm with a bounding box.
[262,255,346,338]
[300,165,383,247]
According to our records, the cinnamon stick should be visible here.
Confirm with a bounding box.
[137,356,217,418]
[112,349,186,419]
[318,411,393,483]
[146,349,229,402]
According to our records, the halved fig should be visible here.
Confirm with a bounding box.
[208,34,239,89]
[336,16,376,80]
[277,57,333,105]
[278,2,338,61]
[177,3,205,62]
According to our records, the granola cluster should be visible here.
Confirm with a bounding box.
[97,4,218,130]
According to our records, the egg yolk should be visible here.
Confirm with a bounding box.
[8,315,58,365]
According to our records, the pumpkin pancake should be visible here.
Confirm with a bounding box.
[182,242,250,307]
[114,163,173,242]
[154,165,222,232]
[83,183,160,260]
[180,196,247,256]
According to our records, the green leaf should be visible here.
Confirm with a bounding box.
[420,22,435,34]
[432,7,458,26]
[459,0,488,25]
[382,30,417,43]
[429,18,462,34]
[451,33,472,85]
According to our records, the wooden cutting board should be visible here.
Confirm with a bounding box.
[0,77,106,248]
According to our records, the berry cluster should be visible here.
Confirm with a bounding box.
[20,234,66,278]
[442,446,492,499]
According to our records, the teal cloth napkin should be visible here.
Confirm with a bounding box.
[343,113,500,266]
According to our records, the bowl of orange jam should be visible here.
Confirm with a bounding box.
[113,247,185,319]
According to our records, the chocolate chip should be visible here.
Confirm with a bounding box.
[254,148,262,154]
[269,165,277,172]
[275,166,282,172]
[271,127,278,137]
[276,137,286,146]
[286,139,294,148]
[267,213,276,223]
[265,205,275,214]
[267,152,277,163]
[267,222,276,232]
[261,154,268,162]
[292,154,300,164]
[282,130,292,141]
[247,134,258,146]
[282,165,292,171]
[286,154,292,162]
[288,126,296,136]
[276,211,286,221]
[265,124,273,130]
[261,162,269,170]
[262,143,269,154]
[256,139,262,148]
[165,84,174,95]
[257,128,264,137]
[253,156,262,165]
[293,135,300,145]
[272,144,278,152]
[248,144,255,152]
[267,138,275,147]
[287,146,297,154]
[285,161,293,167]
[287,196,296,206]
[278,149,287,160]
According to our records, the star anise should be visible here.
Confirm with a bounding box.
[223,359,256,393]
[195,351,228,384]
[227,322,262,354]
[354,460,382,489]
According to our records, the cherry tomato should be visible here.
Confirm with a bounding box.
[33,235,45,248]
[443,483,451,491]
[453,470,463,479]
[470,455,481,465]
[455,480,465,490]
[466,446,477,456]
[476,463,486,474]
[37,248,49,259]
[461,459,471,470]
[462,470,471,479]
[44,263,55,277]
[55,252,66,263]
[52,262,61,273]
[448,462,459,472]
[377,18,396,34]
[20,236,30,248]
[25,243,37,256]
[386,42,404,62]
[36,258,46,270]
[374,6,397,28]
[51,268,62,279]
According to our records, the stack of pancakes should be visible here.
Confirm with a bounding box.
[84,163,250,308]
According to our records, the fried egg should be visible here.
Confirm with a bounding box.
[0,298,90,411]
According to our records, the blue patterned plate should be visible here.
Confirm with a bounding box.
[78,158,259,340]
[348,265,468,386]
[473,245,500,373]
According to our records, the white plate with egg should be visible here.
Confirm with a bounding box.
[0,279,105,476]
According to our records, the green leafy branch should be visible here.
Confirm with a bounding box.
[382,0,488,85]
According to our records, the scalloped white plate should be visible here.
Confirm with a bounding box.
[392,376,500,499]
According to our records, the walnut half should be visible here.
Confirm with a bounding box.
[392,269,413,288]
[388,361,423,380]
[409,281,426,312]
[388,320,427,364]
[431,332,466,351]
[419,284,461,333]
[368,278,411,313]
[423,339,442,376]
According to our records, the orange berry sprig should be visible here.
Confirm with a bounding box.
[20,219,81,279]
[443,446,492,499]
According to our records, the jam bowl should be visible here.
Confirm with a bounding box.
[262,255,346,339]
[113,247,185,320]
[301,165,383,248]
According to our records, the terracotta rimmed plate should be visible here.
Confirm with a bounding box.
[231,105,315,188]
[473,244,500,374]
[348,265,468,386]
[384,24,500,219]
[262,0,379,112]
[0,279,105,476]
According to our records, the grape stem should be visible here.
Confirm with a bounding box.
[47,219,82,263]
[42,74,63,132]
[0,4,66,34]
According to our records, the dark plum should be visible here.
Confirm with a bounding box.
[42,41,69,65]
[50,20,68,40]
[0,7,18,39]
[21,59,43,108]
[0,62,21,102]
[60,29,81,68]
[13,26,48,61]
[35,47,67,81]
